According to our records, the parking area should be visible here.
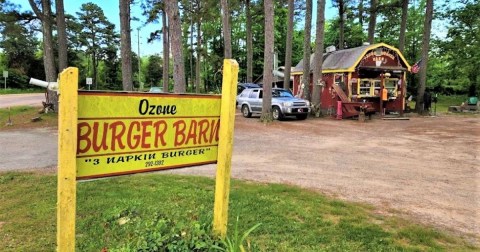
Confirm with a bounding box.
[171,113,480,240]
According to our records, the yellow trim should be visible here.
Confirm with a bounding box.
[347,72,352,100]
[213,59,239,238]
[348,43,412,72]
[292,43,412,75]
[57,68,78,252]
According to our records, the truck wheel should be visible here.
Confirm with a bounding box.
[272,106,284,120]
[242,105,252,118]
[296,114,308,120]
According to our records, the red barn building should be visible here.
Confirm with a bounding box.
[291,43,411,117]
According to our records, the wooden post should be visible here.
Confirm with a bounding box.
[213,59,239,238]
[57,67,78,251]
[380,74,384,116]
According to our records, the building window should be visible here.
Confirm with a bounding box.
[385,78,398,97]
[373,80,381,96]
[359,80,371,96]
[357,78,399,98]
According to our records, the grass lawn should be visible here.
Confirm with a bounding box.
[0,88,44,95]
[0,106,57,131]
[0,172,476,251]
[408,95,469,114]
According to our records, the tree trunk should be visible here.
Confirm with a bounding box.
[55,0,68,72]
[261,0,274,123]
[358,0,364,28]
[165,0,186,93]
[302,0,313,101]
[162,8,169,93]
[398,0,408,53]
[338,0,345,49]
[415,0,433,114]
[119,0,133,91]
[29,0,58,111]
[221,0,232,58]
[312,0,326,117]
[40,0,56,83]
[195,21,202,93]
[93,51,98,89]
[283,0,294,90]
[189,3,194,91]
[246,0,253,82]
[367,0,377,44]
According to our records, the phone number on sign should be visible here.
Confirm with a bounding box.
[145,159,165,167]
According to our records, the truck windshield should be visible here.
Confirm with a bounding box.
[273,89,294,98]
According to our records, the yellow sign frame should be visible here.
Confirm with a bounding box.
[57,59,238,250]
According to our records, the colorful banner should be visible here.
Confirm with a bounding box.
[76,91,221,180]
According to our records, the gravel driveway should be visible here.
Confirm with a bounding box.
[1,113,479,242]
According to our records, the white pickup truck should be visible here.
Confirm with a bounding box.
[236,88,311,120]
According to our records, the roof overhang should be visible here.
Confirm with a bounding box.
[358,66,408,71]
[349,43,412,72]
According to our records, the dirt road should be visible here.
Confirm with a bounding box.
[170,114,480,240]
[1,113,479,241]
[0,93,45,108]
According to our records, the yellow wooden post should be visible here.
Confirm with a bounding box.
[57,67,78,251]
[213,59,239,237]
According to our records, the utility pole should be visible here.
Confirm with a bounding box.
[137,27,141,90]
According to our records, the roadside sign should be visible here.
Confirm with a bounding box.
[56,59,239,251]
[76,92,221,180]
[86,78,92,85]
[3,71,7,89]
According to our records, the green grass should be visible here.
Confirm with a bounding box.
[0,172,477,251]
[0,88,44,95]
[0,106,57,130]
[435,95,468,113]
[408,95,469,114]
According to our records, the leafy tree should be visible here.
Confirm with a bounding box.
[141,0,170,91]
[0,1,44,88]
[324,11,365,49]
[0,2,38,75]
[145,54,163,87]
[102,27,121,90]
[76,3,117,89]
[437,0,479,96]
[332,0,349,49]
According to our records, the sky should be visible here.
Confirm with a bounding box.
[16,0,337,56]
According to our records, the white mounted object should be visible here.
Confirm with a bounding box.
[326,46,336,53]
[29,78,58,91]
